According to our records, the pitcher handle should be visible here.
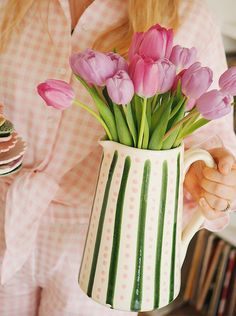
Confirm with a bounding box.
[181,148,215,265]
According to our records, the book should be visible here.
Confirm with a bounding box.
[196,239,225,311]
[183,229,207,302]
[190,230,209,304]
[225,269,236,316]
[198,234,218,293]
[207,243,231,316]
[217,249,236,316]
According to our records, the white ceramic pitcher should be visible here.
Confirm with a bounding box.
[79,141,214,312]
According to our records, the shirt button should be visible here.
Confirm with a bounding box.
[58,68,67,75]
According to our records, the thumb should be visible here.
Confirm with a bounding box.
[209,148,235,175]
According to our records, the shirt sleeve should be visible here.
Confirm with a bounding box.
[183,5,236,232]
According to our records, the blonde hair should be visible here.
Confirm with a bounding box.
[0,0,179,55]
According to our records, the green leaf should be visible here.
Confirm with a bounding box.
[162,104,185,149]
[134,95,143,132]
[169,96,186,120]
[148,98,172,150]
[113,103,133,146]
[76,75,118,141]
[123,103,137,147]
[151,94,161,113]
[150,102,163,135]
[176,117,209,142]
[102,87,114,114]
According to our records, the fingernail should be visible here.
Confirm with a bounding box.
[199,198,206,208]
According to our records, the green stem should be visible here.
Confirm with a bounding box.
[138,98,147,149]
[73,100,112,140]
[162,107,198,141]
[169,97,186,120]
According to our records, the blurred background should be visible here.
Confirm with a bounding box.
[142,1,236,315]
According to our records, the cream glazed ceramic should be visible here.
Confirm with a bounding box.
[79,141,215,312]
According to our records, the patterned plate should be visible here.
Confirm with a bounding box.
[0,120,14,136]
[0,132,18,153]
[0,116,6,127]
[0,161,23,176]
[0,137,27,164]
[0,134,12,143]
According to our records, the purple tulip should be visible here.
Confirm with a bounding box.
[129,54,160,98]
[106,52,128,72]
[219,66,236,96]
[170,45,197,72]
[182,62,213,99]
[106,70,134,105]
[128,24,173,61]
[185,98,196,111]
[37,79,75,110]
[196,90,231,120]
[155,58,176,93]
[70,49,116,86]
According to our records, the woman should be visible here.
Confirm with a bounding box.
[0,0,236,315]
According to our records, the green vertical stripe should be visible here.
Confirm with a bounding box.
[131,160,151,311]
[154,160,168,308]
[106,156,131,306]
[79,155,104,282]
[87,151,118,297]
[169,153,180,302]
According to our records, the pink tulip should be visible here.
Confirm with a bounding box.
[106,70,134,105]
[129,54,159,98]
[70,49,116,86]
[128,24,173,61]
[196,90,231,120]
[128,32,144,60]
[182,62,213,99]
[37,79,75,110]
[155,58,176,93]
[219,66,236,96]
[170,45,197,72]
[106,52,128,72]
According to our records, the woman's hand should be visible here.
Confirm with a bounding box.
[184,147,236,220]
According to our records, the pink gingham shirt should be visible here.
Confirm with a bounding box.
[0,0,235,295]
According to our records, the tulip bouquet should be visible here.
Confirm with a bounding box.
[37,24,236,312]
[38,24,236,150]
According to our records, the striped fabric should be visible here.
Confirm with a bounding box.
[0,0,235,314]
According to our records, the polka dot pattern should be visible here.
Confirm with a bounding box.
[80,144,184,311]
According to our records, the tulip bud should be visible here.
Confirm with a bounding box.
[128,32,144,61]
[138,24,174,60]
[170,45,197,72]
[128,24,173,61]
[182,62,213,99]
[196,89,231,120]
[156,58,176,93]
[70,49,116,86]
[106,52,128,72]
[106,70,134,105]
[129,55,159,98]
[219,66,236,96]
[37,79,75,110]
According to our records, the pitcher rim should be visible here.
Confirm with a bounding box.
[99,140,183,155]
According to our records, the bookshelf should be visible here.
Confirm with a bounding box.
[180,230,236,316]
[143,229,236,316]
